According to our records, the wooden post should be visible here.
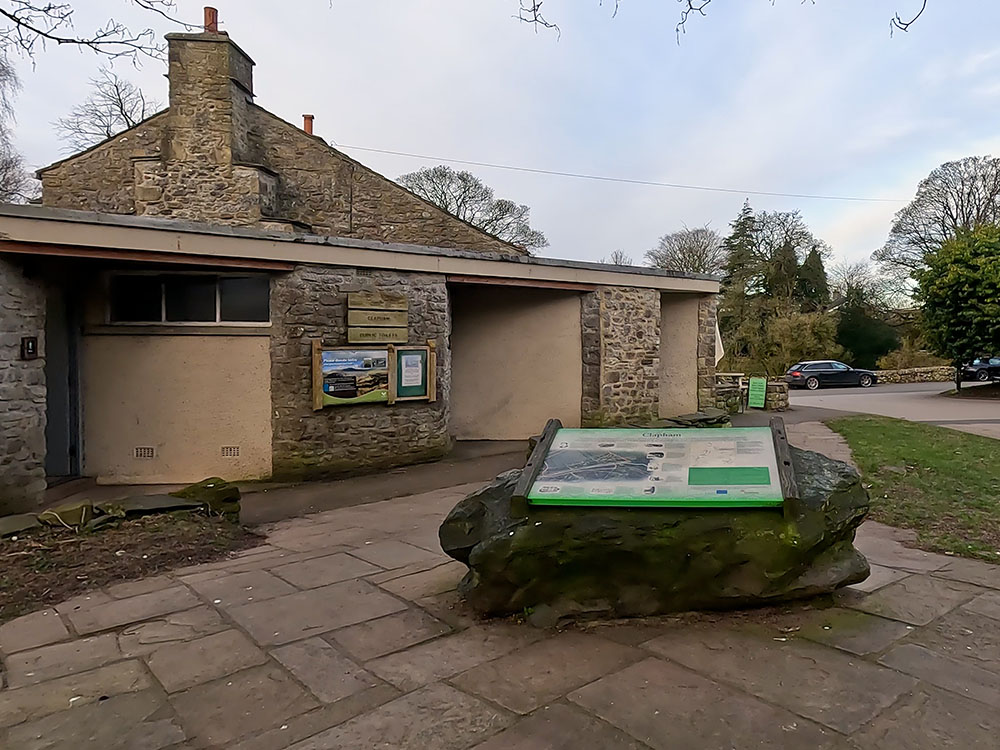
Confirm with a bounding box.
[427,339,437,403]
[311,339,323,411]
[770,416,801,519]
[511,419,562,518]
[387,344,397,405]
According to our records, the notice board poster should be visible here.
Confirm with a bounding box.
[388,344,436,403]
[527,427,784,508]
[312,343,389,409]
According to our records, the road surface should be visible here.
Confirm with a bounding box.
[788,381,1000,439]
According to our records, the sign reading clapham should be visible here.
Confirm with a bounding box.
[347,291,408,344]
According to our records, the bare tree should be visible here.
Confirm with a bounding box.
[873,157,1000,279]
[0,1,196,63]
[646,225,724,275]
[829,261,898,311]
[397,165,548,253]
[601,249,633,265]
[56,67,160,152]
[518,1,932,37]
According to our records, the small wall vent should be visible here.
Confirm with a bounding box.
[134,446,156,459]
[221,446,240,458]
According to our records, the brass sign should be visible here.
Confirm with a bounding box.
[348,327,408,344]
[348,309,408,327]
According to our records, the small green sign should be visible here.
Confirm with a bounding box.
[748,377,768,409]
[395,347,429,399]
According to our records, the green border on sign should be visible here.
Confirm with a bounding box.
[527,496,784,508]
[395,348,429,399]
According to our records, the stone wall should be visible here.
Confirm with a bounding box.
[269,266,451,481]
[0,257,47,513]
[712,380,788,413]
[876,366,955,384]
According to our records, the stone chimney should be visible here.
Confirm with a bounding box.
[163,8,256,165]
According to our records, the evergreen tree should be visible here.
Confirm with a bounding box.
[797,248,830,311]
[766,241,800,301]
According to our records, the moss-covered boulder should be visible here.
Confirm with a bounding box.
[170,478,240,518]
[439,447,869,620]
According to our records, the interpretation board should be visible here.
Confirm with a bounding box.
[525,426,785,508]
[312,342,390,409]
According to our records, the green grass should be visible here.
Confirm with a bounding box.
[827,416,1000,562]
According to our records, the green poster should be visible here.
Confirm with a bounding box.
[747,377,767,409]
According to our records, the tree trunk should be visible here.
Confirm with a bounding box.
[955,360,962,392]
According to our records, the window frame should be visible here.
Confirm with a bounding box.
[105,271,272,327]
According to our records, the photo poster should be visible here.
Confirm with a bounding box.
[312,341,390,409]
[387,343,437,403]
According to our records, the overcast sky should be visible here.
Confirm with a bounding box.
[11,1,1000,264]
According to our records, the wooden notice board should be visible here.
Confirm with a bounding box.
[347,291,409,345]
[387,342,437,404]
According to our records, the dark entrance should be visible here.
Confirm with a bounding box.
[44,289,81,481]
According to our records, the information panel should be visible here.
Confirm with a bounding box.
[527,427,784,508]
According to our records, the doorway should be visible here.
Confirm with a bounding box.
[44,289,81,481]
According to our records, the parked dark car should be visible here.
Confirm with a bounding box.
[785,360,877,390]
[962,356,1000,382]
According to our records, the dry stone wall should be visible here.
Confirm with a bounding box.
[269,266,451,480]
[697,296,718,410]
[876,366,955,384]
[0,257,47,513]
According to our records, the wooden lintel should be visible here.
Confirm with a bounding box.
[446,275,598,292]
[0,240,295,271]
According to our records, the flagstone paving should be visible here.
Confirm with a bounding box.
[1,479,998,748]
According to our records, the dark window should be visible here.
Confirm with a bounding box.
[831,362,850,371]
[109,276,162,322]
[219,276,269,322]
[803,364,821,371]
[164,275,217,322]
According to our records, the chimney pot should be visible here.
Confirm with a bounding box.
[303,114,314,135]
[204,6,219,33]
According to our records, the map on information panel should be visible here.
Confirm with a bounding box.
[527,427,784,508]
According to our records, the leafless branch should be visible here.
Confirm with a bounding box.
[890,0,928,35]
[55,66,161,151]
[0,1,198,64]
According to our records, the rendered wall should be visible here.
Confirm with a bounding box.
[81,335,272,483]
[450,286,582,440]
[659,293,701,417]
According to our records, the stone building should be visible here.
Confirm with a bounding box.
[0,14,718,514]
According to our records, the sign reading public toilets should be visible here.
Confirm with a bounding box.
[347,291,408,344]
[527,427,784,508]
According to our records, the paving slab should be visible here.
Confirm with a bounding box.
[54,590,112,615]
[375,561,467,601]
[797,608,915,656]
[964,590,1000,620]
[577,619,677,647]
[644,627,917,733]
[117,606,227,658]
[0,660,151,728]
[569,657,839,750]
[850,686,1000,749]
[0,609,69,654]
[226,579,407,646]
[169,664,319,747]
[237,684,400,750]
[451,631,642,714]
[471,702,649,750]
[268,525,387,552]
[107,575,177,599]
[270,552,382,589]
[415,590,481,630]
[908,609,1000,675]
[932,558,1000,590]
[284,682,514,750]
[272,636,381,703]
[848,564,910,594]
[0,689,185,750]
[853,523,952,573]
[65,586,202,634]
[879,643,1000,707]
[145,628,267,692]
[844,575,982,625]
[5,633,121,687]
[182,569,296,607]
[366,555,453,584]
[349,540,444,569]
[367,624,545,691]
[329,608,452,661]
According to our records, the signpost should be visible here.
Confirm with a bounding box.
[512,419,798,513]
[747,376,767,409]
[347,291,408,344]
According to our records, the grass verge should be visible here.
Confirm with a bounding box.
[828,415,1000,562]
[0,511,264,624]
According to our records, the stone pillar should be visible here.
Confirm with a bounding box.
[0,257,47,513]
[696,295,718,410]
